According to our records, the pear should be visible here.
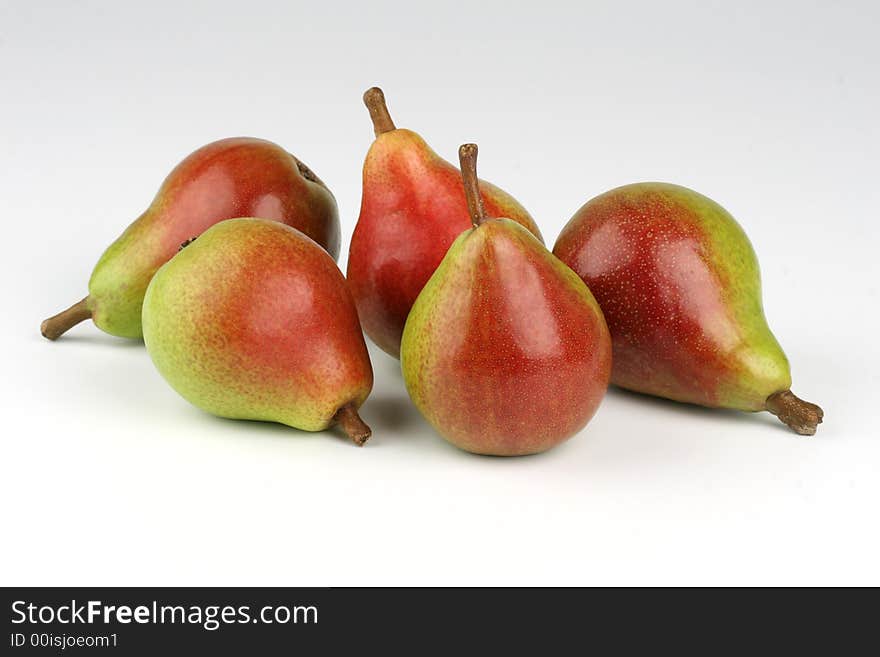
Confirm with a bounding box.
[347,87,544,358]
[553,182,823,435]
[400,145,612,456]
[142,218,373,445]
[41,137,340,340]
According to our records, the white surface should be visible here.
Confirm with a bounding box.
[1,0,878,586]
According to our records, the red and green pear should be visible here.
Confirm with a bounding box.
[401,145,612,456]
[142,219,373,445]
[347,87,544,358]
[41,137,340,340]
[553,182,823,435]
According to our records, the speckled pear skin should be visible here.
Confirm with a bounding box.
[142,219,372,433]
[401,219,612,456]
[553,182,791,412]
[61,137,339,339]
[88,211,165,338]
[347,107,543,358]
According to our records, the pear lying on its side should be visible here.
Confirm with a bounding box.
[142,219,373,445]
[42,137,340,341]
[401,145,611,456]
[553,182,823,435]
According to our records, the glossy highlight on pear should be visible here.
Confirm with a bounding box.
[553,182,823,435]
[42,137,340,341]
[347,87,544,358]
[400,144,612,456]
[142,219,373,445]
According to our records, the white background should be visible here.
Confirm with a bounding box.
[1,1,878,585]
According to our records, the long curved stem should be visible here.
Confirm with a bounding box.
[334,403,371,446]
[41,297,92,340]
[458,143,487,227]
[765,390,824,436]
[363,87,396,136]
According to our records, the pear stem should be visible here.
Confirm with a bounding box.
[765,390,824,436]
[458,143,487,227]
[363,87,396,136]
[41,297,92,340]
[334,403,371,446]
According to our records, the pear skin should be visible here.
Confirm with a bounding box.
[42,138,339,340]
[142,219,373,444]
[553,182,823,435]
[347,87,544,358]
[401,145,612,456]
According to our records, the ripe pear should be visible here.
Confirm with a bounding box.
[41,137,340,341]
[553,182,823,435]
[142,218,373,445]
[347,87,544,358]
[401,145,612,456]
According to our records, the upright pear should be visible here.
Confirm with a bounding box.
[142,218,373,445]
[41,137,340,340]
[553,182,823,435]
[401,145,612,456]
[347,87,544,358]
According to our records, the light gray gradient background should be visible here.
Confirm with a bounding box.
[1,1,878,585]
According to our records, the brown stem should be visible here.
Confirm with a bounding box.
[458,143,487,227]
[334,403,371,446]
[179,237,198,251]
[41,297,92,340]
[765,390,824,436]
[363,87,396,136]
